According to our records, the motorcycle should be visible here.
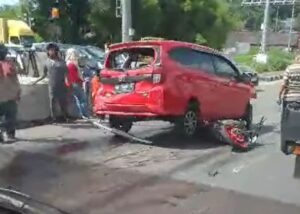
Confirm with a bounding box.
[211,117,266,151]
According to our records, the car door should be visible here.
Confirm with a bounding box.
[212,55,249,119]
[168,47,217,120]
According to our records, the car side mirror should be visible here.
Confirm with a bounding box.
[240,73,252,83]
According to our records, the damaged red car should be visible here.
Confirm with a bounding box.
[94,39,256,137]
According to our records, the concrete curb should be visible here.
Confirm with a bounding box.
[259,74,283,82]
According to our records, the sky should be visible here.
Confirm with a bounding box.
[0,0,19,6]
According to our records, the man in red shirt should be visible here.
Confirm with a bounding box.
[65,48,89,118]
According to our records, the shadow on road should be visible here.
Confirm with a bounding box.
[142,127,224,150]
[259,124,277,135]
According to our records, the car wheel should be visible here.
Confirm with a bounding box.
[243,104,253,130]
[109,117,133,133]
[176,103,199,137]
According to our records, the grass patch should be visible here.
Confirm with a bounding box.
[234,47,295,73]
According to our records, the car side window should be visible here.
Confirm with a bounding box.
[169,47,214,74]
[213,56,238,79]
[195,51,215,74]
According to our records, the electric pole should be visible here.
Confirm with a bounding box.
[261,0,270,54]
[121,0,132,42]
[288,0,296,51]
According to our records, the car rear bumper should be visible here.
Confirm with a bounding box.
[94,86,169,116]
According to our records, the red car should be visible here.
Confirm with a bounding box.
[94,40,255,137]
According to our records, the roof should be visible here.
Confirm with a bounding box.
[226,31,299,47]
[109,40,217,53]
[7,20,34,37]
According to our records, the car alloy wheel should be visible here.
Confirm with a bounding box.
[183,110,198,137]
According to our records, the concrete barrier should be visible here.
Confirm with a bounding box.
[17,76,80,122]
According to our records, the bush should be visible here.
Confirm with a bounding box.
[234,47,295,73]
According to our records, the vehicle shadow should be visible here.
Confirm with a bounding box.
[141,127,225,150]
[259,124,277,135]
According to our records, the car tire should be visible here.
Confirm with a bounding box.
[176,103,199,137]
[243,103,253,130]
[109,116,133,133]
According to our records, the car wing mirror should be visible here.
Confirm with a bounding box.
[240,73,252,83]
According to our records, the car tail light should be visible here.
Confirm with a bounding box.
[152,74,162,84]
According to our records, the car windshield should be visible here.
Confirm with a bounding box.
[19,36,35,47]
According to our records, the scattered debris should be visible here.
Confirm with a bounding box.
[208,170,219,177]
[233,165,245,174]
[88,119,153,144]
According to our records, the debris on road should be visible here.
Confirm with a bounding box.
[86,118,153,144]
[233,165,245,174]
[208,170,219,177]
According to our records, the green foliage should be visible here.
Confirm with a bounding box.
[195,33,207,45]
[34,34,44,43]
[1,0,240,48]
[234,47,295,73]
[23,0,90,43]
[0,5,21,19]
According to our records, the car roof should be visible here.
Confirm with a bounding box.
[109,40,219,53]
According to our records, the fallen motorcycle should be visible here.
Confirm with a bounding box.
[210,117,266,151]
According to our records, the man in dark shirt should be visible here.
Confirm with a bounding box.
[33,43,69,122]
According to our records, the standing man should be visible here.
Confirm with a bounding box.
[33,43,69,122]
[0,44,21,142]
[278,55,300,109]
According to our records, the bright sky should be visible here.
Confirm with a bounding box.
[0,0,19,6]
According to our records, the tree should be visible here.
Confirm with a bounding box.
[0,5,21,19]
[88,0,239,48]
[23,0,90,43]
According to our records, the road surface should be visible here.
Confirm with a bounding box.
[0,81,299,214]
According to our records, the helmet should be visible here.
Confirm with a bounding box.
[46,43,59,52]
[0,44,8,60]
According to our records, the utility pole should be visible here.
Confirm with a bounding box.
[288,0,296,51]
[261,0,270,54]
[121,0,132,42]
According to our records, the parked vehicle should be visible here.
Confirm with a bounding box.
[93,40,256,137]
[0,18,35,47]
[238,65,259,86]
[280,102,300,178]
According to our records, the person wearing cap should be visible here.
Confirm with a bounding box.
[33,43,70,122]
[0,44,21,142]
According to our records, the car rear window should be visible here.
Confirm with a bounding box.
[106,47,157,71]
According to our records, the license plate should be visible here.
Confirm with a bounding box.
[294,146,300,155]
[115,83,135,94]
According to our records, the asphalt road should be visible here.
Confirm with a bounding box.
[0,80,300,214]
